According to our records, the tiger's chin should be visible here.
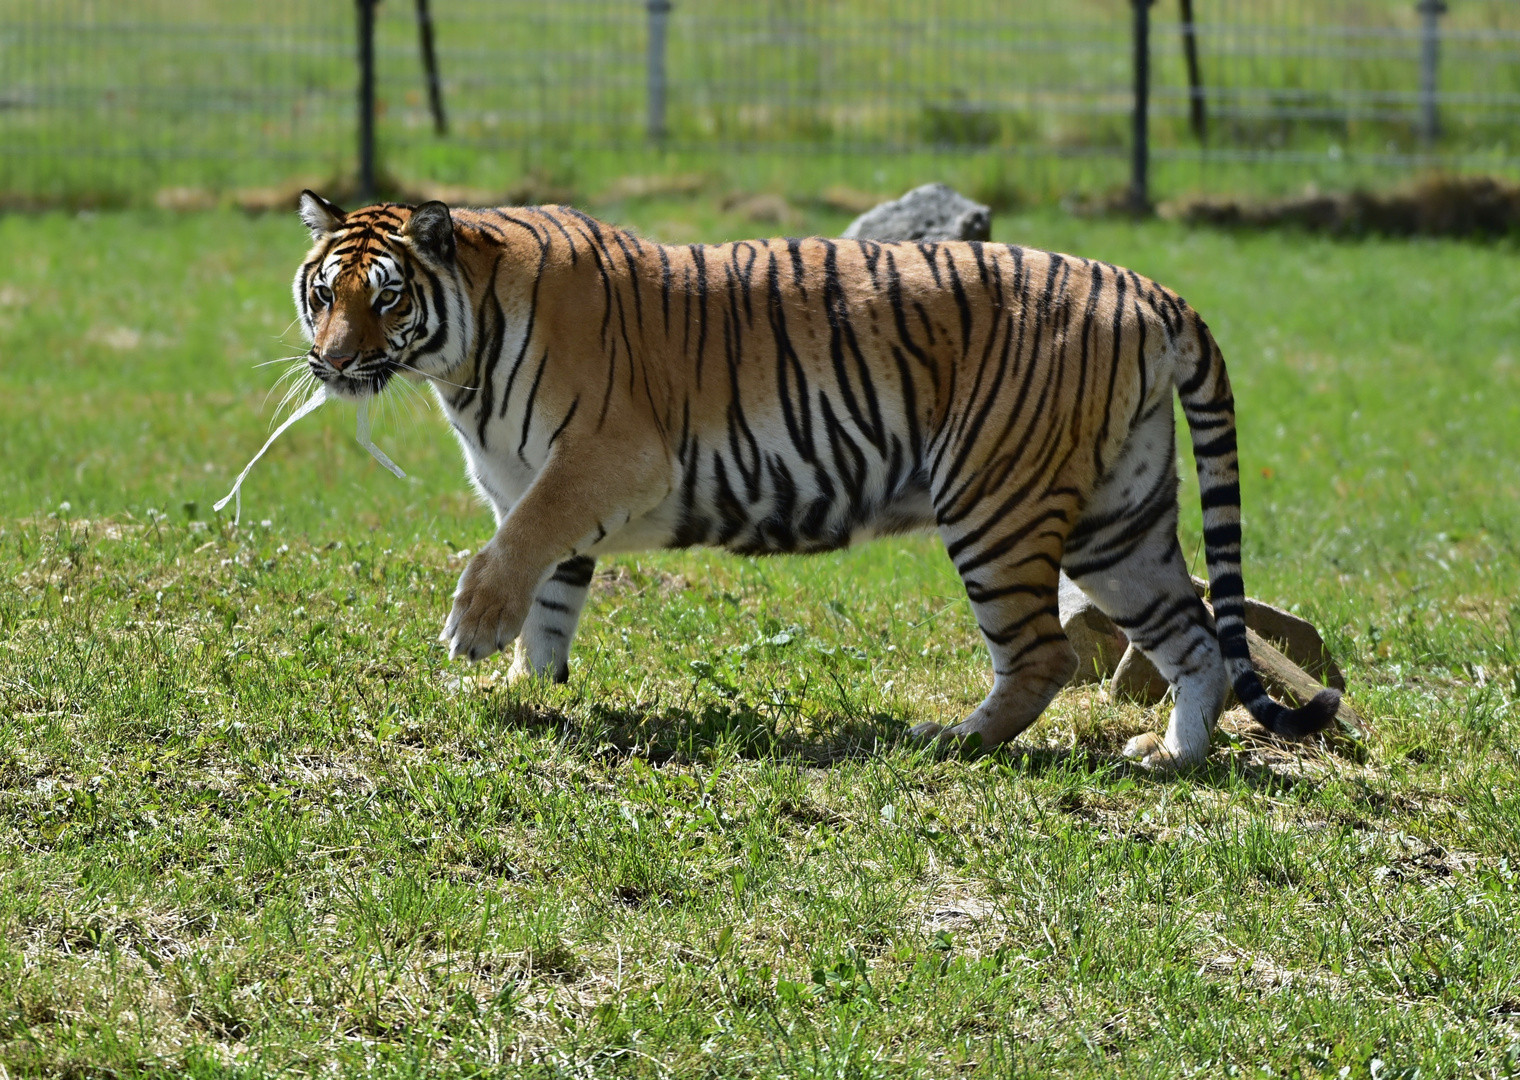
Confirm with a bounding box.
[313,368,395,400]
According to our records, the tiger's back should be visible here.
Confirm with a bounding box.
[292,194,1337,766]
[445,214,1162,557]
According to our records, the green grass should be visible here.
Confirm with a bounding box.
[6,0,1520,206]
[1,198,1519,1077]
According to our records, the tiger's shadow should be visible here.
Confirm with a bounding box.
[487,696,896,766]
[976,742,1325,795]
[485,697,1330,793]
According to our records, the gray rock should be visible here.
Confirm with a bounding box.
[1189,576,1345,691]
[1059,574,1129,684]
[1245,600,1346,692]
[1110,643,1173,704]
[842,183,991,242]
[1103,605,1366,737]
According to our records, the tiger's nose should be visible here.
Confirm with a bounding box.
[322,349,356,372]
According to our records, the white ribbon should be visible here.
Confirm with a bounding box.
[214,385,330,525]
[214,384,405,524]
[355,396,406,479]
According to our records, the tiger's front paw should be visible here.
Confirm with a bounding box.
[440,548,527,662]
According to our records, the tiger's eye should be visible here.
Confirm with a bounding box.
[313,283,333,307]
[378,288,400,309]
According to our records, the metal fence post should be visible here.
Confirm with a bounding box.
[416,0,448,135]
[1130,0,1153,214]
[1417,0,1447,145]
[647,0,671,143]
[356,0,378,200]
[1180,0,1206,142]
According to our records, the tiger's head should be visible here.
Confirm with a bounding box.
[293,191,471,399]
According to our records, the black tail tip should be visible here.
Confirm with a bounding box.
[1265,687,1341,739]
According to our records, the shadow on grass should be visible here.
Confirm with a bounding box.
[483,696,903,766]
[978,742,1315,795]
[482,695,1337,796]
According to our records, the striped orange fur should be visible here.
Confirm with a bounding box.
[292,191,1336,766]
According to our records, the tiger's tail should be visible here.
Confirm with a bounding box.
[1175,316,1340,738]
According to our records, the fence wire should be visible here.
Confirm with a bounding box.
[2,1,1519,204]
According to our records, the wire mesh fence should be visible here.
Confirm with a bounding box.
[0,1,352,201]
[2,0,1519,206]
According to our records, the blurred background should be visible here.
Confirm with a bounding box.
[5,0,1520,210]
[0,1,1516,596]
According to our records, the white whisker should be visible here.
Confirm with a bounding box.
[397,372,434,411]
[387,374,434,439]
[375,384,393,432]
[262,363,307,410]
[393,361,478,391]
[274,372,318,422]
[254,353,309,369]
[265,359,308,395]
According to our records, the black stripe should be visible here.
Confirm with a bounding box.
[1199,481,1241,512]
[517,349,549,464]
[550,556,596,588]
[547,397,580,449]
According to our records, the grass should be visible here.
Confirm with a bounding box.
[6,1,1520,206]
[1,195,1519,1077]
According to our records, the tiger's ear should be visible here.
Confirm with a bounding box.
[298,190,346,239]
[404,201,456,264]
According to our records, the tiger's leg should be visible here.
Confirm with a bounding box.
[507,555,596,685]
[443,446,665,663]
[1062,404,1228,768]
[911,499,1078,749]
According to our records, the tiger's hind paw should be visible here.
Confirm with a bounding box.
[907,721,985,758]
[1122,731,1206,771]
[1122,731,1162,762]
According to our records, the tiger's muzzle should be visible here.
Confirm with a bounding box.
[309,349,395,398]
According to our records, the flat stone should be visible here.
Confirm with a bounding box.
[1110,643,1172,704]
[1244,602,1346,691]
[842,183,992,242]
[1244,629,1366,737]
[1059,574,1129,684]
[1190,576,1345,691]
[1105,625,1366,737]
[725,192,800,229]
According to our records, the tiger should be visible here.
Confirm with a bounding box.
[291,190,1338,768]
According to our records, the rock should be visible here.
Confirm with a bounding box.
[1190,576,1345,691]
[1248,602,1346,690]
[1105,622,1366,737]
[1059,574,1129,684]
[154,186,217,212]
[406,181,510,208]
[1244,628,1366,737]
[1110,643,1172,704]
[842,182,991,242]
[600,173,706,201]
[723,192,800,229]
[233,179,325,213]
[821,184,886,216]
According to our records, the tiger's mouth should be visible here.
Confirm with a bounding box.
[309,355,396,399]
